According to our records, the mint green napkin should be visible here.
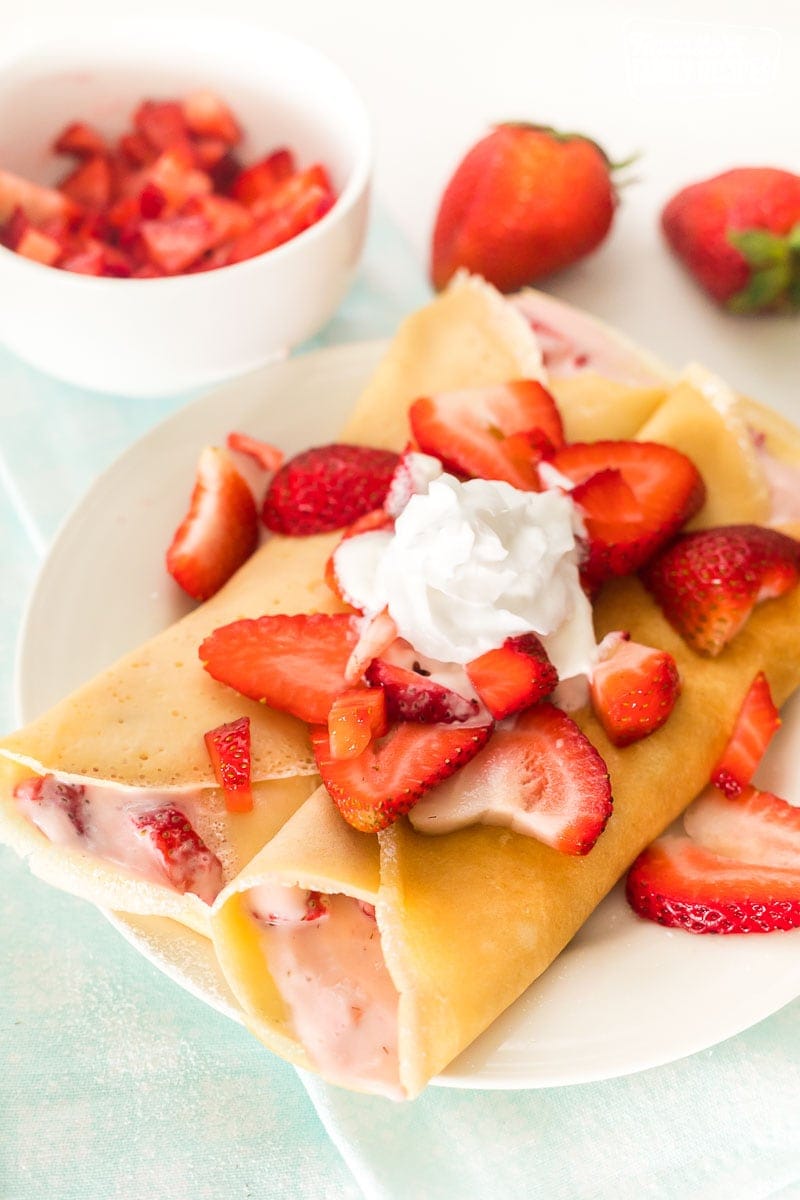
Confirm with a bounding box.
[1,207,798,1200]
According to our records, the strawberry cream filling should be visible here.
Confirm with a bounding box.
[14,773,224,903]
[246,883,402,1097]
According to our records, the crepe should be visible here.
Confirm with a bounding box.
[205,282,800,1097]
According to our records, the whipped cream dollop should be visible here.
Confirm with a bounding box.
[334,469,597,679]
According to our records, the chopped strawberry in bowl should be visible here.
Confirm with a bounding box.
[0,20,371,394]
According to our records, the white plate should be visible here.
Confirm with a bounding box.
[16,340,800,1090]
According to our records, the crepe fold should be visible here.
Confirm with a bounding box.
[204,283,800,1098]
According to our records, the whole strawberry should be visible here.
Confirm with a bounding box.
[661,167,800,313]
[430,123,619,292]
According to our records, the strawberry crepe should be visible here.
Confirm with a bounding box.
[199,279,800,1097]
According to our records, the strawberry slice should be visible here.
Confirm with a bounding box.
[550,441,706,587]
[684,785,800,872]
[365,656,480,724]
[312,720,493,833]
[327,687,388,759]
[641,525,800,656]
[710,672,780,797]
[262,444,400,536]
[409,380,563,490]
[204,716,253,813]
[131,806,224,904]
[626,835,800,934]
[589,637,680,747]
[166,446,258,601]
[58,155,114,209]
[199,612,359,724]
[226,431,284,472]
[466,633,558,720]
[409,703,613,855]
[182,90,242,146]
[53,121,108,159]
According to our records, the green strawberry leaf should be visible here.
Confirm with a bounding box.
[728,228,790,269]
[728,263,791,313]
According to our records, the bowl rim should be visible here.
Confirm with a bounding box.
[0,19,373,288]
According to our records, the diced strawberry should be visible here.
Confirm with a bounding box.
[550,441,706,588]
[217,168,335,266]
[106,194,141,229]
[0,168,81,225]
[131,806,224,904]
[166,446,258,601]
[140,214,214,274]
[182,192,253,243]
[226,431,284,472]
[139,181,167,219]
[684,785,800,872]
[204,715,253,813]
[262,444,400,536]
[409,703,613,854]
[626,835,800,934]
[118,131,156,168]
[409,380,563,490]
[365,655,480,724]
[465,633,558,720]
[327,687,388,759]
[230,148,296,205]
[133,99,190,151]
[199,612,359,724]
[15,774,88,836]
[139,145,212,211]
[324,509,395,604]
[710,672,780,797]
[53,121,108,159]
[193,137,230,171]
[641,525,800,656]
[311,720,493,833]
[208,150,243,194]
[589,637,680,747]
[58,155,113,209]
[182,90,242,145]
[13,226,61,266]
[60,239,133,278]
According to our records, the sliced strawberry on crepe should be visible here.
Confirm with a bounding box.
[409,380,563,490]
[684,785,800,872]
[226,431,285,472]
[166,446,258,601]
[204,716,253,813]
[312,720,494,833]
[710,672,780,797]
[383,446,443,517]
[131,806,224,904]
[410,702,613,855]
[182,90,242,146]
[199,612,359,724]
[15,774,88,839]
[589,636,680,747]
[465,633,558,720]
[641,525,800,656]
[263,443,400,535]
[550,441,706,588]
[53,121,109,159]
[626,835,800,934]
[58,155,114,209]
[365,653,480,724]
[327,687,388,760]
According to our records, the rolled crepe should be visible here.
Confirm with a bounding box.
[0,276,563,935]
[207,285,800,1097]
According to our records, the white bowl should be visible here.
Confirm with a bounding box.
[0,19,371,396]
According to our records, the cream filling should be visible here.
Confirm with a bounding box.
[247,883,402,1097]
[14,774,224,904]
